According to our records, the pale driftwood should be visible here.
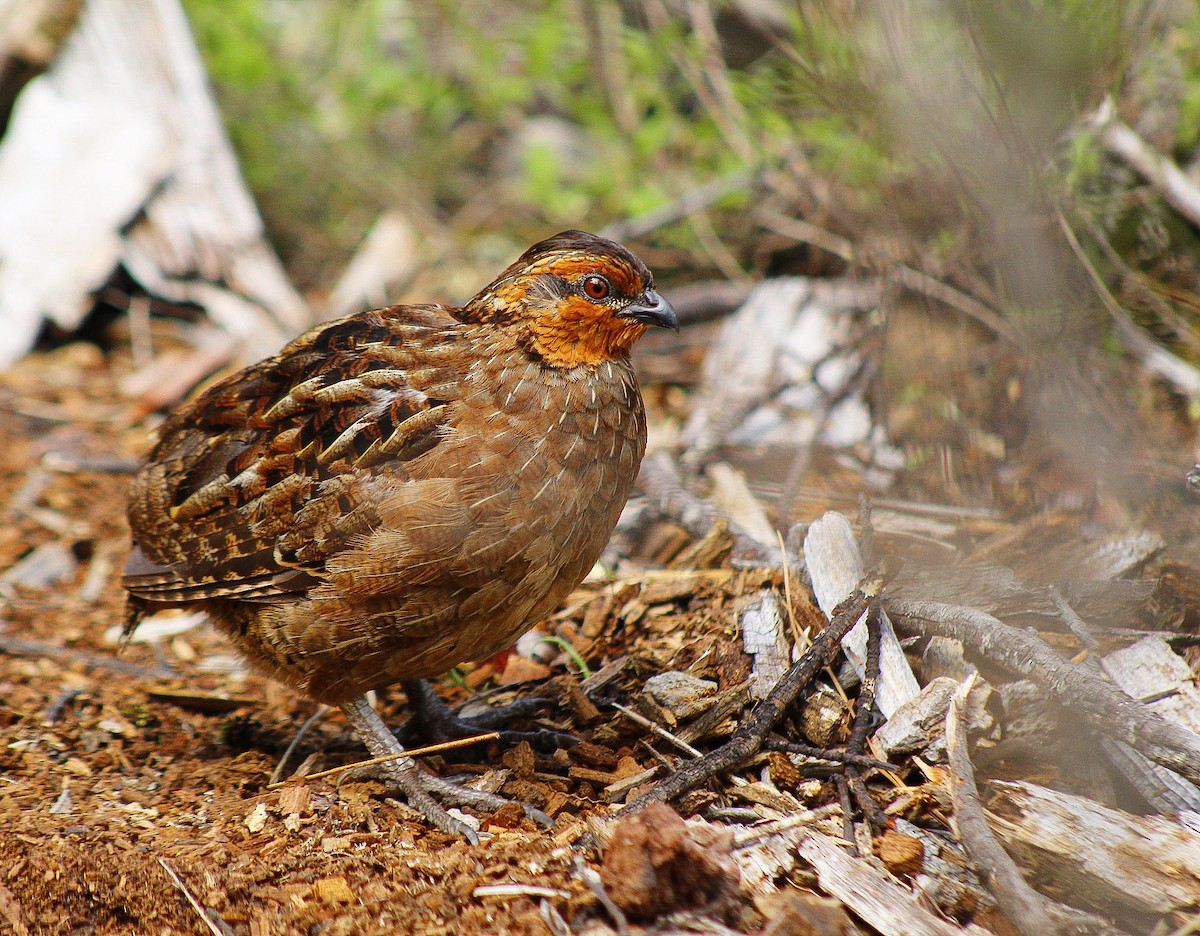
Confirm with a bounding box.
[1099,636,1200,814]
[729,807,842,895]
[0,0,307,367]
[988,779,1200,915]
[946,676,1059,936]
[804,511,866,618]
[1073,530,1163,581]
[678,278,886,464]
[704,462,776,549]
[740,591,789,701]
[889,599,1200,786]
[805,512,919,717]
[875,675,991,760]
[799,832,992,936]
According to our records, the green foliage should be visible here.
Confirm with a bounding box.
[179,0,901,281]
[180,0,1200,342]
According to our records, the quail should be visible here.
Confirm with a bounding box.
[123,230,677,839]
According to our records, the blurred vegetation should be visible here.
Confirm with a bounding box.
[182,0,1200,370]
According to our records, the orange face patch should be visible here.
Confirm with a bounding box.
[526,294,648,367]
[459,234,657,366]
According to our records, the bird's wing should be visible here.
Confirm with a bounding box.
[123,304,468,604]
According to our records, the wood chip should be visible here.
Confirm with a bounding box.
[497,654,551,685]
[874,830,924,876]
[473,884,571,900]
[311,876,353,904]
[741,591,790,701]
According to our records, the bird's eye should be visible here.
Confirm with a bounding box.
[581,275,611,300]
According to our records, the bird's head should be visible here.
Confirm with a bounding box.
[461,230,677,368]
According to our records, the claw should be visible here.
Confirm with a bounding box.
[400,679,576,754]
[339,694,549,839]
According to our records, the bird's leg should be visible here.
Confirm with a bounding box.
[397,678,575,753]
[339,695,550,842]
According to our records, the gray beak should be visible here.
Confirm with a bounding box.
[619,289,679,331]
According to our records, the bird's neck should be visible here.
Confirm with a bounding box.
[523,298,648,368]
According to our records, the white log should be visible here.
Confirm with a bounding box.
[0,0,308,366]
[987,779,1200,914]
[804,511,920,717]
[1099,636,1200,814]
[800,832,992,936]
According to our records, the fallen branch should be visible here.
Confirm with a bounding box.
[1057,209,1200,398]
[1092,98,1200,229]
[987,780,1200,916]
[889,599,1200,786]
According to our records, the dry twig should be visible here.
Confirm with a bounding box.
[946,674,1059,936]
[266,731,502,788]
[756,206,1023,345]
[627,588,874,811]
[158,858,227,936]
[1091,98,1200,228]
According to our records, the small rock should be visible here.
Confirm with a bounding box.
[876,676,992,760]
[515,628,557,664]
[97,716,137,738]
[644,671,718,718]
[801,687,851,747]
[244,802,268,833]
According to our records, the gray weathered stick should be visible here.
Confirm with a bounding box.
[946,675,1058,936]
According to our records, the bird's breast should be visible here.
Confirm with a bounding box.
[450,355,646,537]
